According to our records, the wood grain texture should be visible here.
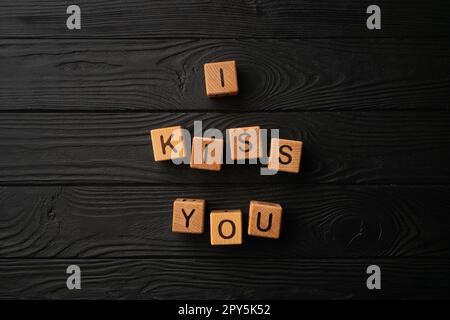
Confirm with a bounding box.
[248,201,282,239]
[0,0,449,38]
[0,258,449,299]
[1,185,450,258]
[0,39,449,111]
[0,112,449,185]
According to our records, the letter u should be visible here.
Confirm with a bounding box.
[256,212,272,232]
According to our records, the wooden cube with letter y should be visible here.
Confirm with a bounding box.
[210,210,242,245]
[268,138,303,173]
[248,201,282,239]
[150,126,186,161]
[172,198,205,234]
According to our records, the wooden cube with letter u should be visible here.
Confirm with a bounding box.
[268,138,303,173]
[248,201,282,239]
[210,210,242,245]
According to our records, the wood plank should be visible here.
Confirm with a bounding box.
[1,185,449,258]
[0,39,449,111]
[0,0,449,38]
[0,112,449,185]
[0,258,449,299]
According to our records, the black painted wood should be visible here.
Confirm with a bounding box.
[0,258,449,299]
[1,0,449,300]
[1,185,449,258]
[0,112,449,185]
[0,39,449,111]
[0,0,449,38]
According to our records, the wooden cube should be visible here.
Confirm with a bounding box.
[190,136,224,171]
[248,201,282,239]
[150,126,186,161]
[204,60,238,97]
[228,126,262,161]
[172,198,205,234]
[267,138,303,173]
[210,210,242,245]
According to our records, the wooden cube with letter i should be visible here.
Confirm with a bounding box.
[204,60,238,97]
[248,201,282,239]
[150,126,186,161]
[190,136,224,171]
[210,210,242,245]
[172,198,206,234]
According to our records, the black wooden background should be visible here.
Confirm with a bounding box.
[0,0,450,299]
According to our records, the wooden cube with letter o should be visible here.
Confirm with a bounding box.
[210,210,242,245]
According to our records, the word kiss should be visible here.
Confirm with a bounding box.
[150,123,303,175]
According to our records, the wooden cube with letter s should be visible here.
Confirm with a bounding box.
[268,138,303,173]
[228,126,262,161]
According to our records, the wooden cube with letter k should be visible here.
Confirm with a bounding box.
[150,126,186,161]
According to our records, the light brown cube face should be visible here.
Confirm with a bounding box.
[172,198,205,234]
[248,201,282,239]
[204,60,238,97]
[190,137,224,171]
[268,138,303,173]
[150,126,186,161]
[228,126,262,161]
[210,210,242,245]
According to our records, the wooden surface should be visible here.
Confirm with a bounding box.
[1,39,449,111]
[1,258,449,299]
[0,112,449,185]
[0,0,449,299]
